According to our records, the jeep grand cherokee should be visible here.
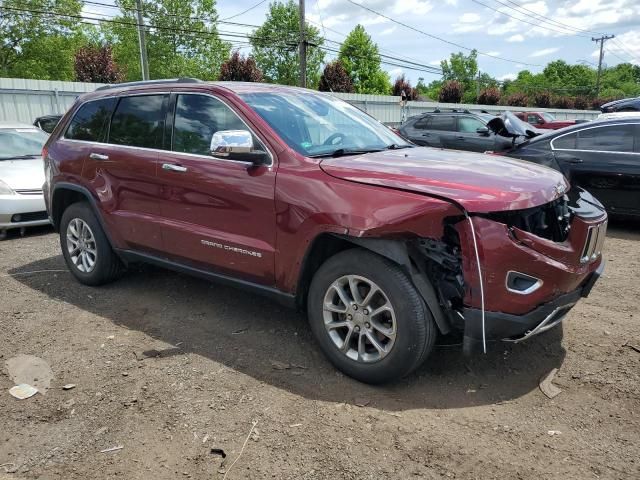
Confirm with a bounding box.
[43,79,606,384]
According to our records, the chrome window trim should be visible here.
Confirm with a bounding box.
[172,91,275,167]
[550,121,640,155]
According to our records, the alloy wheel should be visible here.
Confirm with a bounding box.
[66,218,98,273]
[322,275,397,363]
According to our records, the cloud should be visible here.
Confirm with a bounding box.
[460,12,481,23]
[485,51,501,56]
[530,47,560,57]
[598,30,640,65]
[507,34,524,42]
[453,12,485,32]
[380,26,397,36]
[498,73,517,81]
[388,68,404,78]
[429,60,443,66]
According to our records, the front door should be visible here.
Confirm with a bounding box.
[454,116,496,152]
[157,92,277,285]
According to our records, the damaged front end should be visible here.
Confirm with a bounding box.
[411,188,607,351]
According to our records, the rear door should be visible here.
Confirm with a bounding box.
[426,115,456,149]
[82,93,168,252]
[454,115,495,152]
[156,91,277,285]
[552,123,640,215]
[403,116,432,146]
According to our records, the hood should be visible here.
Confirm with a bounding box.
[0,157,45,190]
[488,111,541,139]
[320,147,569,213]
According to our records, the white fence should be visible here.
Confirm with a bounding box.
[0,77,600,126]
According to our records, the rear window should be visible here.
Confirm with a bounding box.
[65,98,116,142]
[108,95,167,149]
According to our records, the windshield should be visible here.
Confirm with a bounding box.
[0,128,48,160]
[541,112,556,122]
[239,91,411,157]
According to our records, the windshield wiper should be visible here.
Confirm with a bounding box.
[310,148,384,158]
[0,154,40,160]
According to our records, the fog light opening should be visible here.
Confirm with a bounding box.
[506,271,543,295]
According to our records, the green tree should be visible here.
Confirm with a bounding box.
[103,0,231,81]
[441,50,478,100]
[338,24,391,94]
[250,0,324,87]
[0,0,84,79]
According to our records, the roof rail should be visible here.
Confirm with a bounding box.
[95,77,202,91]
[432,107,472,114]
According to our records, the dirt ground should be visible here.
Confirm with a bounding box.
[1,222,639,480]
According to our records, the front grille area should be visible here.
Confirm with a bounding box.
[11,211,48,223]
[15,189,43,195]
[581,221,607,264]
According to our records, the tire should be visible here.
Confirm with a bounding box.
[307,248,436,384]
[59,202,123,286]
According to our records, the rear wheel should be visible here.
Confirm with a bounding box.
[60,202,123,286]
[307,249,436,384]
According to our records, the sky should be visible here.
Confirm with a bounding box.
[84,0,640,84]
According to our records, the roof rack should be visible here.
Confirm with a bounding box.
[95,77,202,91]
[432,107,472,114]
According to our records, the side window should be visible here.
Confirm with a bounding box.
[109,95,166,149]
[527,114,539,124]
[429,116,455,131]
[577,125,635,152]
[413,117,430,129]
[553,132,577,149]
[173,94,249,156]
[457,117,485,133]
[65,98,116,142]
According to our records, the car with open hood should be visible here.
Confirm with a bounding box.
[399,109,539,153]
[44,80,606,384]
[0,122,51,239]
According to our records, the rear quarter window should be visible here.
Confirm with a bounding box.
[65,98,116,142]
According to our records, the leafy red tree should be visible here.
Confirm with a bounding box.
[438,80,463,103]
[552,96,575,109]
[591,97,614,110]
[74,45,123,83]
[478,87,501,105]
[392,74,418,100]
[502,92,529,107]
[219,51,263,82]
[318,61,354,93]
[533,91,551,108]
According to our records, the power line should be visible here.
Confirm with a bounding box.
[343,0,542,67]
[220,0,268,21]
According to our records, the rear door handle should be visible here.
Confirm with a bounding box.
[162,163,188,172]
[455,136,465,140]
[421,133,430,137]
[89,153,109,161]
[567,157,584,164]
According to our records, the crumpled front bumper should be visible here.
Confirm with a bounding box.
[463,260,604,344]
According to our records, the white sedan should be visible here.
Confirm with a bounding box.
[0,122,51,239]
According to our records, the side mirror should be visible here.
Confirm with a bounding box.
[476,126,490,135]
[210,130,269,165]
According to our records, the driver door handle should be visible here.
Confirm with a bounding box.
[162,163,188,172]
[89,152,109,161]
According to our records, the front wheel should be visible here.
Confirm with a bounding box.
[307,249,436,384]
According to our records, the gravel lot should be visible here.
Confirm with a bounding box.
[1,223,639,479]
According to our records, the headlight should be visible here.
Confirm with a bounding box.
[0,179,15,195]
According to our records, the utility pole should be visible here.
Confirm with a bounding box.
[476,69,481,100]
[592,34,614,97]
[135,0,150,81]
[299,0,307,88]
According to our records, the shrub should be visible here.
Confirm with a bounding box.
[533,91,551,108]
[74,45,123,83]
[573,96,590,110]
[219,51,263,82]
[591,97,615,110]
[552,96,575,109]
[318,60,354,93]
[478,87,501,105]
[502,93,529,107]
[438,80,463,103]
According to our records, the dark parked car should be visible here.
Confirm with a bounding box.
[33,114,63,133]
[399,110,536,153]
[600,97,640,113]
[44,79,606,383]
[503,118,640,217]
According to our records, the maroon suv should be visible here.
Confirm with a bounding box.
[43,79,607,383]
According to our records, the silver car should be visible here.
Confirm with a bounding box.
[0,122,50,239]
